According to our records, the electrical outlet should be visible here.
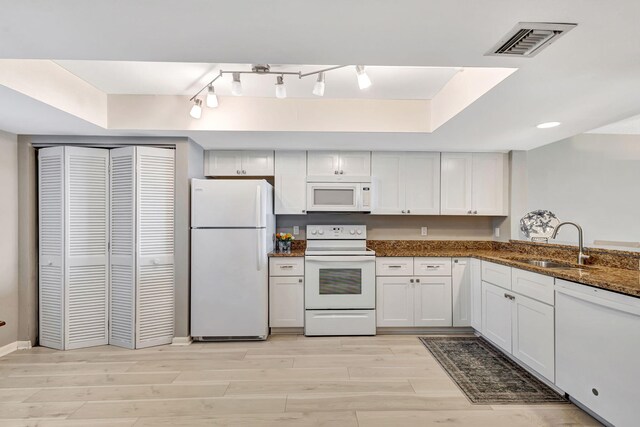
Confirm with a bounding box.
[293,226,300,235]
[495,227,500,238]
[421,227,428,236]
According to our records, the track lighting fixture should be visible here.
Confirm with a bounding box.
[188,64,375,117]
[206,85,218,108]
[189,98,202,119]
[312,72,325,97]
[275,75,287,99]
[231,73,242,96]
[355,65,372,90]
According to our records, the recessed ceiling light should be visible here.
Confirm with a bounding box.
[537,121,561,129]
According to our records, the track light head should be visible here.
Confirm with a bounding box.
[275,75,287,99]
[189,98,203,119]
[231,73,243,96]
[206,85,218,108]
[312,72,325,97]
[355,65,372,90]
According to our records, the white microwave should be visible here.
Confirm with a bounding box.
[306,181,372,212]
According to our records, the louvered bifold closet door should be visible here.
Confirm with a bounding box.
[64,147,110,349]
[39,147,65,350]
[135,147,175,348]
[109,147,136,349]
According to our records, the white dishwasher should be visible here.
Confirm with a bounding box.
[556,279,640,427]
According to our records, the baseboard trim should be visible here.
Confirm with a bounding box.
[377,327,475,335]
[17,341,32,350]
[0,341,18,358]
[270,327,304,335]
[171,336,193,346]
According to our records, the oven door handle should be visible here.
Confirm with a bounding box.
[305,256,375,263]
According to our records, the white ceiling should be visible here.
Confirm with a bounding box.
[588,113,640,135]
[54,61,460,99]
[3,0,640,151]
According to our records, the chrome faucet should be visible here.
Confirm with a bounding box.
[551,222,590,265]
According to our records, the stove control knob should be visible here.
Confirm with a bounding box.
[356,229,363,235]
[311,229,317,235]
[318,230,324,235]
[350,229,356,235]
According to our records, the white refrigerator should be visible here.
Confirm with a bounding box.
[191,179,275,340]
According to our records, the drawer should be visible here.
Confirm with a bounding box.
[414,257,452,276]
[481,261,511,290]
[269,257,304,276]
[376,257,414,276]
[511,268,555,305]
[305,310,376,336]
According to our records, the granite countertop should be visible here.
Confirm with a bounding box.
[269,240,640,298]
[269,249,306,257]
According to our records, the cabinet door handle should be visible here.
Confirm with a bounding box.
[467,210,472,214]
[334,170,339,174]
[407,209,411,214]
[302,210,306,213]
[410,279,415,283]
[237,170,241,175]
[416,278,420,283]
[401,210,406,214]
[279,265,293,269]
[504,293,515,300]
[340,170,344,174]
[298,278,303,283]
[426,265,439,269]
[243,170,247,175]
[473,210,478,214]
[388,265,402,269]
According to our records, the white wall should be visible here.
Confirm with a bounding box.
[524,134,640,249]
[0,130,19,348]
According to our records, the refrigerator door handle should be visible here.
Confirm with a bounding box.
[255,185,262,228]
[257,229,264,271]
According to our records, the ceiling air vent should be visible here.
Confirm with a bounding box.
[486,22,576,57]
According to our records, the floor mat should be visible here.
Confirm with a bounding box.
[419,336,568,404]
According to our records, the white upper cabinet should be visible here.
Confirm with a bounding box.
[204,151,274,176]
[471,153,506,215]
[405,153,441,214]
[441,152,507,216]
[440,153,473,215]
[371,152,405,214]
[307,151,370,177]
[371,152,440,215]
[274,151,307,215]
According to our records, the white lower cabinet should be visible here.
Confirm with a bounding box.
[481,278,555,382]
[482,281,513,353]
[452,258,471,327]
[414,277,452,327]
[512,293,555,382]
[376,277,414,327]
[470,258,482,331]
[269,257,304,328]
[269,276,304,328]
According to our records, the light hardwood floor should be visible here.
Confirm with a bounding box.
[0,335,601,426]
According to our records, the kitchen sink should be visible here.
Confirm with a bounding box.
[503,256,588,269]
[522,260,577,269]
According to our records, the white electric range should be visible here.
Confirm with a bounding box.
[304,225,376,336]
